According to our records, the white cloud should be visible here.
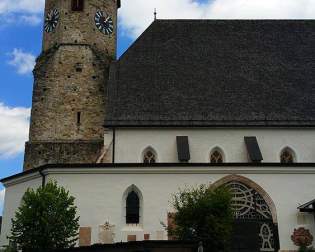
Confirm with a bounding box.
[119,0,203,38]
[0,103,30,158]
[0,0,44,27]
[20,14,42,26]
[0,13,42,27]
[8,49,36,75]
[0,0,44,14]
[119,0,315,38]
[205,0,315,19]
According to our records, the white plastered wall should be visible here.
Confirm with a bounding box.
[0,175,42,246]
[114,128,315,163]
[1,169,315,251]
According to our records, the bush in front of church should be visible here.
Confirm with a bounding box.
[8,181,80,252]
[169,184,233,252]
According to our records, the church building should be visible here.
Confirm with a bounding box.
[1,0,315,251]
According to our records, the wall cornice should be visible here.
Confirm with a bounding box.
[3,163,315,187]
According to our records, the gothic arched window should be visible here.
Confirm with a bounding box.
[210,148,224,163]
[280,147,295,163]
[126,191,140,224]
[143,148,157,163]
[72,0,84,11]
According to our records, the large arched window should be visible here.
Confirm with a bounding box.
[210,148,224,163]
[143,147,157,163]
[212,175,279,252]
[126,191,140,224]
[280,147,296,163]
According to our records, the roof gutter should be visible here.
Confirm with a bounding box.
[2,163,315,185]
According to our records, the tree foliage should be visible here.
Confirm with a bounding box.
[8,181,80,252]
[169,184,233,252]
[0,244,17,252]
[299,247,315,252]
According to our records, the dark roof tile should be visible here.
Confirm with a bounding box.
[105,20,315,127]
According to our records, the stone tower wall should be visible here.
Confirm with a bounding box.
[24,0,118,170]
[43,0,118,59]
[29,45,108,142]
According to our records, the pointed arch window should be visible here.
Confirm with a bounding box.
[210,148,224,163]
[143,148,157,163]
[126,191,140,224]
[280,147,295,163]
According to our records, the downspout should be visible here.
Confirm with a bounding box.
[39,168,46,187]
[112,128,116,164]
[312,203,315,230]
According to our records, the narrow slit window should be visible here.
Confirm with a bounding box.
[72,0,84,11]
[77,112,81,125]
[75,63,83,72]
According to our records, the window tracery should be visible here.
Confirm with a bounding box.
[259,223,275,252]
[226,181,272,220]
[225,181,276,251]
[210,148,224,163]
[280,148,295,163]
[143,148,157,163]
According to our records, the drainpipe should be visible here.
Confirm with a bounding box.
[112,128,116,164]
[39,168,46,187]
[312,203,315,229]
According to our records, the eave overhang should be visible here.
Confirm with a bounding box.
[3,163,315,187]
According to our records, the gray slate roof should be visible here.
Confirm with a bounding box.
[105,20,315,127]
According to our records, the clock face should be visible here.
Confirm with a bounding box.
[44,9,60,33]
[94,10,114,35]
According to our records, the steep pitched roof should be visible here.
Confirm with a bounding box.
[105,20,315,127]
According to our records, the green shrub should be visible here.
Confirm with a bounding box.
[8,181,79,252]
[299,246,315,252]
[169,184,233,252]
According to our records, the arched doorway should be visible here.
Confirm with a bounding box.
[213,176,280,252]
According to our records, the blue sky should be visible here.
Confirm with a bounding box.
[0,0,314,213]
[0,2,133,213]
[0,13,134,179]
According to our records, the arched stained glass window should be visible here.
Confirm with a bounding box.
[126,191,140,224]
[210,148,224,163]
[143,148,157,163]
[280,148,295,163]
[226,181,272,220]
[223,180,277,252]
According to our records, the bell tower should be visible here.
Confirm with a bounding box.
[24,0,120,170]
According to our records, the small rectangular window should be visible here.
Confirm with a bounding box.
[72,0,84,11]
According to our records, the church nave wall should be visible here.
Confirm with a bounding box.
[114,128,315,163]
[1,169,315,251]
